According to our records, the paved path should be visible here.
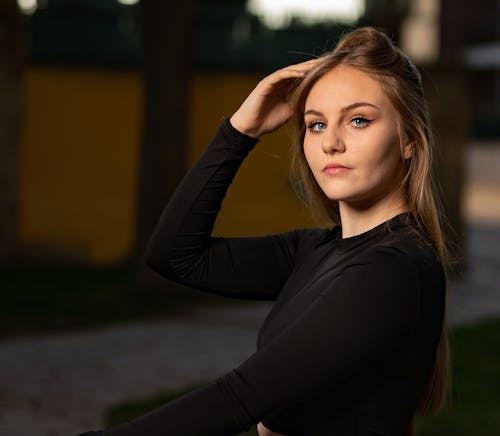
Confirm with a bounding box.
[447,223,500,325]
[1,222,499,436]
[0,305,271,436]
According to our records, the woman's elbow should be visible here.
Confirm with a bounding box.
[144,241,178,281]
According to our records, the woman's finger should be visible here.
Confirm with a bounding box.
[262,58,323,86]
[286,57,323,72]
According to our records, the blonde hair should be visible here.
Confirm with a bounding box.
[289,26,450,415]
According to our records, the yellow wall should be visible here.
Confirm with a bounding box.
[19,67,142,264]
[189,73,315,237]
[18,68,316,265]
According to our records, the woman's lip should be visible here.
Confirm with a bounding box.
[323,164,351,174]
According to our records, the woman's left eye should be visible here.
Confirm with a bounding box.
[350,117,371,128]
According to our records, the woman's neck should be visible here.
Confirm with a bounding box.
[339,191,409,239]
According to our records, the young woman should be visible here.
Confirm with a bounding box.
[81,26,449,436]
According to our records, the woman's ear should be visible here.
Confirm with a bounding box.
[403,142,415,160]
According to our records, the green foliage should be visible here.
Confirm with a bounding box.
[414,318,500,436]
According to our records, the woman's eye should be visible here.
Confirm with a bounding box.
[351,117,371,128]
[307,122,327,133]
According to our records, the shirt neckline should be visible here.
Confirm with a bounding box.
[327,212,412,251]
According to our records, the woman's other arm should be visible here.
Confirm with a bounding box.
[85,246,435,435]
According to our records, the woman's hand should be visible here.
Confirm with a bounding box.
[230,58,320,138]
[257,421,286,436]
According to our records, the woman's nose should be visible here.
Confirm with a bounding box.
[321,131,345,154]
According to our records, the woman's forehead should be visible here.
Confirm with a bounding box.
[304,65,390,111]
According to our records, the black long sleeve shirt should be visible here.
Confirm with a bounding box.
[100,120,446,436]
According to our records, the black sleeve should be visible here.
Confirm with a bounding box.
[144,119,300,300]
[98,247,421,436]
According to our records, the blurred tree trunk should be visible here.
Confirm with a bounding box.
[133,1,193,277]
[0,1,22,263]
[422,65,468,276]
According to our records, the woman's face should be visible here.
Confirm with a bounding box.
[303,64,410,208]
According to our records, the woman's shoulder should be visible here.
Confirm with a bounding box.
[368,223,444,277]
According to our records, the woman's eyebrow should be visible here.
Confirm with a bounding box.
[304,102,380,117]
[341,102,380,112]
[304,109,323,117]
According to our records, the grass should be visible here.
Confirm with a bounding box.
[105,382,258,435]
[105,383,259,435]
[413,317,500,435]
[105,318,500,436]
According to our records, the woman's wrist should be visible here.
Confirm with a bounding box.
[228,113,260,139]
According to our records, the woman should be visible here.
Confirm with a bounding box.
[81,27,449,436]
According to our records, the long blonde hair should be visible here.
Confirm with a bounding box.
[289,26,450,415]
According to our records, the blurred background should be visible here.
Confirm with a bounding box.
[0,0,499,434]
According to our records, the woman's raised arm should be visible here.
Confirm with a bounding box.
[144,60,321,300]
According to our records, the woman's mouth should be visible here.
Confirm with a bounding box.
[323,163,351,175]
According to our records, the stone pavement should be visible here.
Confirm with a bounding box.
[1,222,499,436]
